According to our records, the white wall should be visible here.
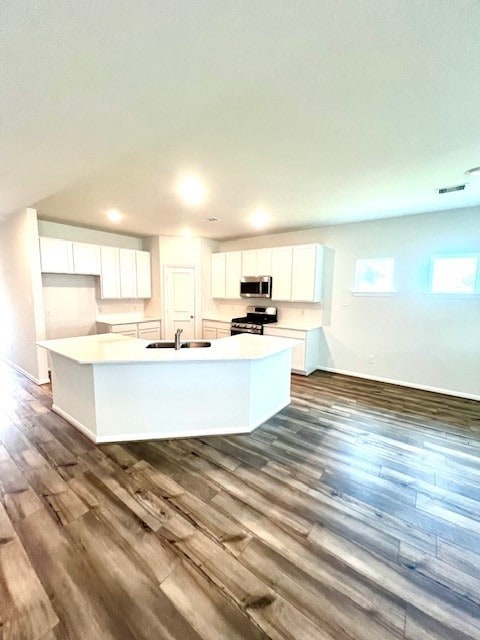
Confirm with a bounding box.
[220,206,480,399]
[145,236,217,339]
[0,208,49,383]
[37,220,143,249]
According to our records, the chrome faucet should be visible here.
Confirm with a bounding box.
[174,328,183,350]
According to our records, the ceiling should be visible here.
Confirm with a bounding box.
[1,1,480,240]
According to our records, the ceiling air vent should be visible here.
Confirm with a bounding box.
[202,216,221,222]
[437,184,466,194]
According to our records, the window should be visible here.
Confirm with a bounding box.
[354,258,395,293]
[430,255,479,294]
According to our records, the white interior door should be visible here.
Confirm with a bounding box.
[163,266,196,340]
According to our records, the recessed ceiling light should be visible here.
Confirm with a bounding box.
[181,228,192,237]
[465,166,480,177]
[250,207,270,229]
[175,174,208,207]
[107,208,122,223]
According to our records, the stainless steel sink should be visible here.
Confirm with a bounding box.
[145,341,211,349]
[180,341,211,348]
[145,342,176,349]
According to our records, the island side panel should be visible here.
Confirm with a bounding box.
[248,349,293,427]
[49,353,98,441]
[91,360,253,442]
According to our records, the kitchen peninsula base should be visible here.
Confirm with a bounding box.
[38,334,297,443]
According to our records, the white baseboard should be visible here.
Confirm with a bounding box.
[2,356,50,386]
[316,367,480,402]
[52,398,291,444]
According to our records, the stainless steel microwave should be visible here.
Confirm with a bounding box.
[240,276,272,298]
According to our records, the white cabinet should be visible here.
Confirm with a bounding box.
[291,244,324,302]
[135,251,151,299]
[137,320,161,340]
[100,246,121,299]
[241,249,272,277]
[202,320,231,340]
[271,246,293,301]
[256,248,272,275]
[119,249,137,298]
[263,325,321,375]
[211,253,226,298]
[241,250,257,276]
[72,242,101,275]
[39,237,74,274]
[225,251,242,299]
[98,319,161,340]
[111,323,138,338]
[215,243,324,303]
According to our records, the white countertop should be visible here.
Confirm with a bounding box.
[267,320,322,331]
[37,333,300,365]
[96,314,161,325]
[202,316,232,323]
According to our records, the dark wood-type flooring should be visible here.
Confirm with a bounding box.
[1,361,480,639]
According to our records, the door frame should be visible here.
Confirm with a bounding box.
[162,265,197,339]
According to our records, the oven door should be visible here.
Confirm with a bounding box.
[231,327,261,336]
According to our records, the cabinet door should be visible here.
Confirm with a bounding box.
[119,249,137,298]
[138,328,160,341]
[291,341,307,373]
[39,237,74,273]
[225,251,242,299]
[100,246,121,299]
[256,248,272,276]
[135,251,152,298]
[111,323,138,338]
[291,244,323,302]
[216,328,231,339]
[72,242,101,275]
[271,246,293,301]
[202,326,218,340]
[211,253,226,298]
[241,250,257,276]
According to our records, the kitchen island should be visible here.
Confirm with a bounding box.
[37,333,299,443]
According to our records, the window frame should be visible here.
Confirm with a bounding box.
[428,253,480,296]
[352,257,396,295]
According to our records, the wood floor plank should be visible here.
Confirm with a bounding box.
[2,361,480,639]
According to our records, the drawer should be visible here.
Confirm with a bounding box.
[111,323,138,333]
[264,327,306,340]
[138,321,160,330]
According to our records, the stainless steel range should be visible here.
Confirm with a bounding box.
[231,306,277,335]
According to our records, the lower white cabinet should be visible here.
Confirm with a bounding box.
[97,320,161,340]
[137,321,161,341]
[263,326,321,375]
[202,320,232,340]
[111,323,138,338]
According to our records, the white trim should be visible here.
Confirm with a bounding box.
[316,367,480,402]
[52,405,97,441]
[2,356,50,386]
[52,398,291,443]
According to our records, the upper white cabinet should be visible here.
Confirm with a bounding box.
[271,246,293,301]
[211,253,226,298]
[291,244,324,302]
[72,242,101,275]
[241,248,272,277]
[225,251,242,299]
[100,246,121,299]
[119,249,137,298]
[135,251,152,299]
[40,237,151,300]
[212,243,324,303]
[39,237,74,274]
